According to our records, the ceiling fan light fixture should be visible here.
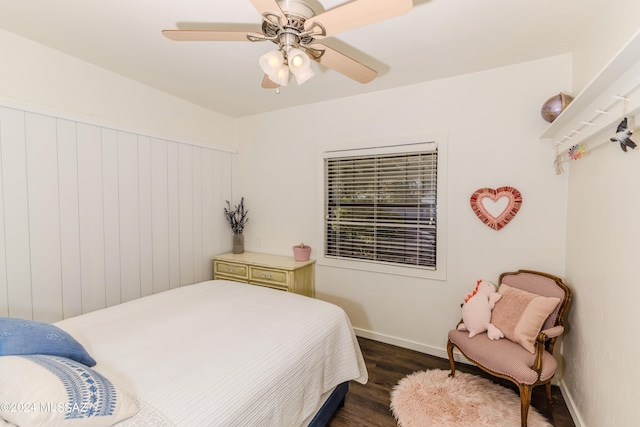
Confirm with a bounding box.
[273,63,290,86]
[259,50,285,76]
[287,48,314,85]
[292,66,314,85]
[288,48,307,70]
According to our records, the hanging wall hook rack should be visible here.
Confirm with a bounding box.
[540,29,640,173]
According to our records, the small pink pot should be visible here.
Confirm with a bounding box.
[292,245,311,261]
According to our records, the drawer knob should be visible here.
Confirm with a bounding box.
[262,273,272,279]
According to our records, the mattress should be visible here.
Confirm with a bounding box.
[54,280,368,426]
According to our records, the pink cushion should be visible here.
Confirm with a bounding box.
[448,329,558,384]
[500,272,566,330]
[491,283,560,353]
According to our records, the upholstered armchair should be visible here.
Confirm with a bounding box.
[447,270,572,427]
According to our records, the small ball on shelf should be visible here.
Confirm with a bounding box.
[541,93,574,123]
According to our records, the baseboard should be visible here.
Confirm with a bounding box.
[558,379,585,427]
[353,327,467,364]
[353,328,560,386]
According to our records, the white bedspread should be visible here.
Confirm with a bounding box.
[55,280,367,427]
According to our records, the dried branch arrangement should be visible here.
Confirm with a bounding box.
[224,198,249,234]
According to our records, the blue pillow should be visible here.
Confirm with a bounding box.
[0,317,96,366]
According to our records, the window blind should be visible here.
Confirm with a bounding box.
[324,149,438,268]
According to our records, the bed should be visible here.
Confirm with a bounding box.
[0,280,368,426]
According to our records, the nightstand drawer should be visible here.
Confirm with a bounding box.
[249,266,289,289]
[214,261,248,281]
[212,252,315,297]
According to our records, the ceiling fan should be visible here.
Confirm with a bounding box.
[162,0,413,90]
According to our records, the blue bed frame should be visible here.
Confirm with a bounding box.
[307,381,349,427]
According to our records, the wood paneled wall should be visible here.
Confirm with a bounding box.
[0,106,234,322]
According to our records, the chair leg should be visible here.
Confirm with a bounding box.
[517,384,532,427]
[545,383,553,407]
[446,339,456,377]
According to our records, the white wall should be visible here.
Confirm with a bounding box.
[571,0,640,95]
[0,28,235,150]
[236,55,571,355]
[563,145,640,427]
[0,106,234,321]
[562,8,640,427]
[0,30,238,322]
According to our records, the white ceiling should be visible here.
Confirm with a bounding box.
[0,0,601,118]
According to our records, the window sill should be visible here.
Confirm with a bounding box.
[317,256,446,280]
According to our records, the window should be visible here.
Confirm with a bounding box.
[320,140,446,279]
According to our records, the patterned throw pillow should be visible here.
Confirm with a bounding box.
[490,283,560,353]
[0,355,138,426]
[0,317,96,366]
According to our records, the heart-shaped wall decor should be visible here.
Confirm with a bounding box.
[470,187,522,230]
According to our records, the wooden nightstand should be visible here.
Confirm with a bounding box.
[213,252,315,297]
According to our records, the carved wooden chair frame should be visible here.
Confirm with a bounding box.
[447,270,573,427]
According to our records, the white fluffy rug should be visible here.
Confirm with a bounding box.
[390,369,553,427]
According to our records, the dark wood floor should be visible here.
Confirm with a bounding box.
[328,337,575,427]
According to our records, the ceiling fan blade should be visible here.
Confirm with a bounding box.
[305,0,413,37]
[162,29,263,42]
[261,74,278,89]
[310,43,377,83]
[249,0,286,22]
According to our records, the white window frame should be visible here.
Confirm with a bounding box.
[317,134,447,280]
